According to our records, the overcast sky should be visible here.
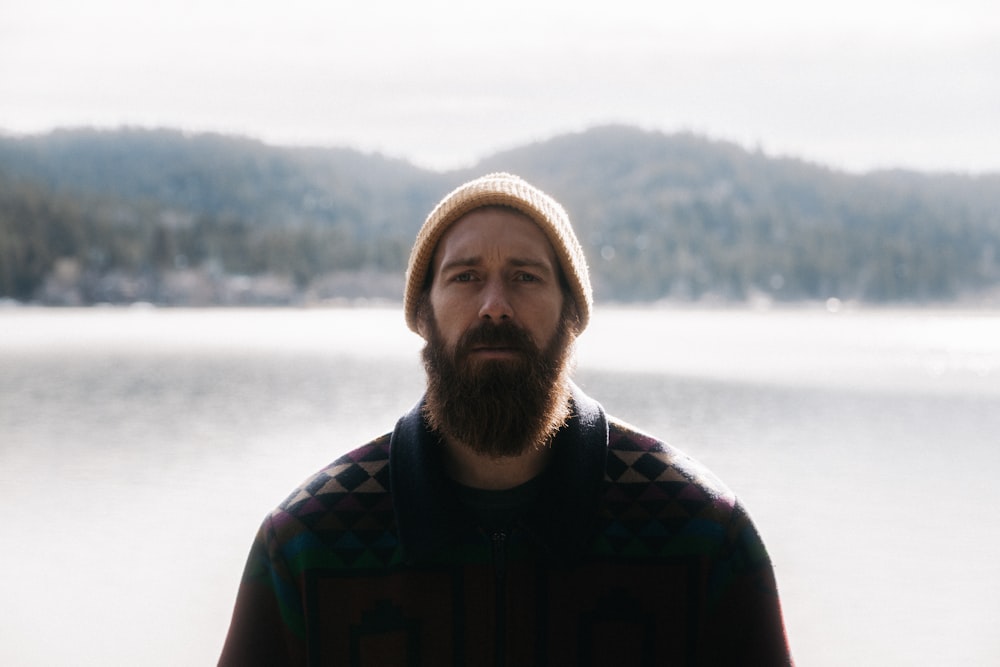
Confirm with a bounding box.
[2,0,998,173]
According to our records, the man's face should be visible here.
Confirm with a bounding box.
[418,207,576,458]
[423,207,566,355]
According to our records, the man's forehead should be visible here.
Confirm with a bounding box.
[433,206,558,265]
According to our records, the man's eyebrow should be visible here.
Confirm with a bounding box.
[440,255,552,271]
[438,256,482,274]
[439,256,555,274]
[509,257,555,274]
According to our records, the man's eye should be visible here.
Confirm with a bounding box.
[516,273,538,283]
[454,273,474,282]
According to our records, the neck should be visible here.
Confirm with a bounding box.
[441,437,554,490]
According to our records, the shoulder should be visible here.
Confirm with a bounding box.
[281,433,393,509]
[595,419,771,564]
[261,433,395,545]
[605,417,737,516]
[604,421,781,607]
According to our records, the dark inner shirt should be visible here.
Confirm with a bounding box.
[452,474,546,534]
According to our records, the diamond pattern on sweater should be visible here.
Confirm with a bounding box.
[597,426,733,558]
[276,435,401,570]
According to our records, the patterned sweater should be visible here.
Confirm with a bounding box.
[220,387,792,666]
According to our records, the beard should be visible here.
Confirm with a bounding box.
[420,304,576,459]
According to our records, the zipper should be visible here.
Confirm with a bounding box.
[491,529,508,667]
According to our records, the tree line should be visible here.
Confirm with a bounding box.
[1,125,998,306]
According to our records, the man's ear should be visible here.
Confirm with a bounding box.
[414,291,432,340]
[564,294,583,336]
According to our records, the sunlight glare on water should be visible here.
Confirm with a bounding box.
[1,305,425,358]
[578,306,1000,396]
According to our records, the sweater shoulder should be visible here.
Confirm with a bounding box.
[279,433,392,509]
[262,433,395,543]
[606,417,737,514]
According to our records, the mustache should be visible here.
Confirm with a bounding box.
[457,320,536,356]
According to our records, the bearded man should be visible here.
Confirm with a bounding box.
[220,173,793,666]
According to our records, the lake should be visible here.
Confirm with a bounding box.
[1,305,998,666]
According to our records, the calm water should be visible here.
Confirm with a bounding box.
[1,306,999,666]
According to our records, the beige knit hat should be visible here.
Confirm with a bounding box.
[404,172,592,334]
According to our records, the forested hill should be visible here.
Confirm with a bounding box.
[2,125,999,306]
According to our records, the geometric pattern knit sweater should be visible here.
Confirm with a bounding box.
[219,386,793,666]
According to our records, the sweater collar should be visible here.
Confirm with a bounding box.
[389,384,609,564]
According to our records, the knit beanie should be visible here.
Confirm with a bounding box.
[404,172,592,335]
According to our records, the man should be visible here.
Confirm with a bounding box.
[220,173,793,665]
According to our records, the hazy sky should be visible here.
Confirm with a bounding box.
[2,0,998,173]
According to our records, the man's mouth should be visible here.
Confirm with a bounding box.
[468,345,523,358]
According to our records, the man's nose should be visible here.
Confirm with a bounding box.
[478,280,513,322]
